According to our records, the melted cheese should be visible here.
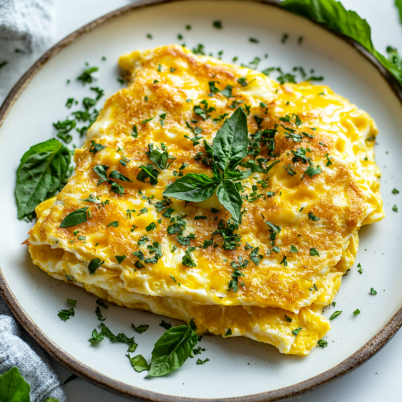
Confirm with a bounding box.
[28,45,384,355]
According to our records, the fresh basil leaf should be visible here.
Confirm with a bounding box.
[281,0,402,86]
[212,107,248,172]
[163,173,218,202]
[0,367,30,402]
[132,323,150,334]
[93,164,110,184]
[150,149,168,170]
[126,354,150,373]
[146,324,198,377]
[250,247,263,266]
[281,0,374,53]
[81,194,100,204]
[305,165,322,177]
[60,207,88,228]
[109,170,132,182]
[136,164,160,185]
[88,258,104,274]
[111,182,125,195]
[216,180,243,222]
[224,169,252,180]
[397,0,402,24]
[15,138,71,219]
[89,141,106,154]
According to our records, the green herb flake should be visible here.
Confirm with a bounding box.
[88,258,104,274]
[132,323,150,334]
[146,222,157,231]
[329,311,342,320]
[60,207,88,228]
[96,299,109,309]
[305,165,322,178]
[284,314,292,322]
[107,221,119,227]
[115,255,126,264]
[196,358,210,365]
[126,354,150,372]
[58,308,75,321]
[77,66,99,85]
[317,339,328,348]
[308,212,320,221]
[292,327,302,336]
[290,245,298,253]
[353,309,361,316]
[370,288,377,295]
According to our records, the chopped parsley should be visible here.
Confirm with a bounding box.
[329,311,342,320]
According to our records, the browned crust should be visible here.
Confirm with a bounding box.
[1,0,402,401]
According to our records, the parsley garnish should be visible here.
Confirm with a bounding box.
[77,66,98,84]
[329,311,342,320]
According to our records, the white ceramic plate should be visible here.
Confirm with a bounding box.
[1,1,402,400]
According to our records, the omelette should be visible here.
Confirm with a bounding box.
[27,45,384,355]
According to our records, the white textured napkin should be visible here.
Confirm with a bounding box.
[0,0,56,104]
[0,1,66,400]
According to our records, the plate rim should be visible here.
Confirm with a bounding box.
[1,0,402,400]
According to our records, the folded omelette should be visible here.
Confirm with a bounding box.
[27,45,384,355]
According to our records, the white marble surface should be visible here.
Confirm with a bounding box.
[3,0,402,400]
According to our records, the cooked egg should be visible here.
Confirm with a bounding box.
[28,45,384,355]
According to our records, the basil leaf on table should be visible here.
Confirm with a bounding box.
[15,138,71,220]
[216,180,243,223]
[126,354,150,373]
[281,0,402,86]
[212,107,248,172]
[163,173,218,202]
[0,367,30,402]
[397,0,402,24]
[146,324,198,378]
[60,207,88,228]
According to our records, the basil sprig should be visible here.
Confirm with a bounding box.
[163,108,250,222]
[281,0,402,86]
[146,322,198,378]
[15,138,71,220]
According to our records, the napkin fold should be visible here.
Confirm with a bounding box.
[0,1,66,399]
[0,0,56,104]
[0,298,66,401]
